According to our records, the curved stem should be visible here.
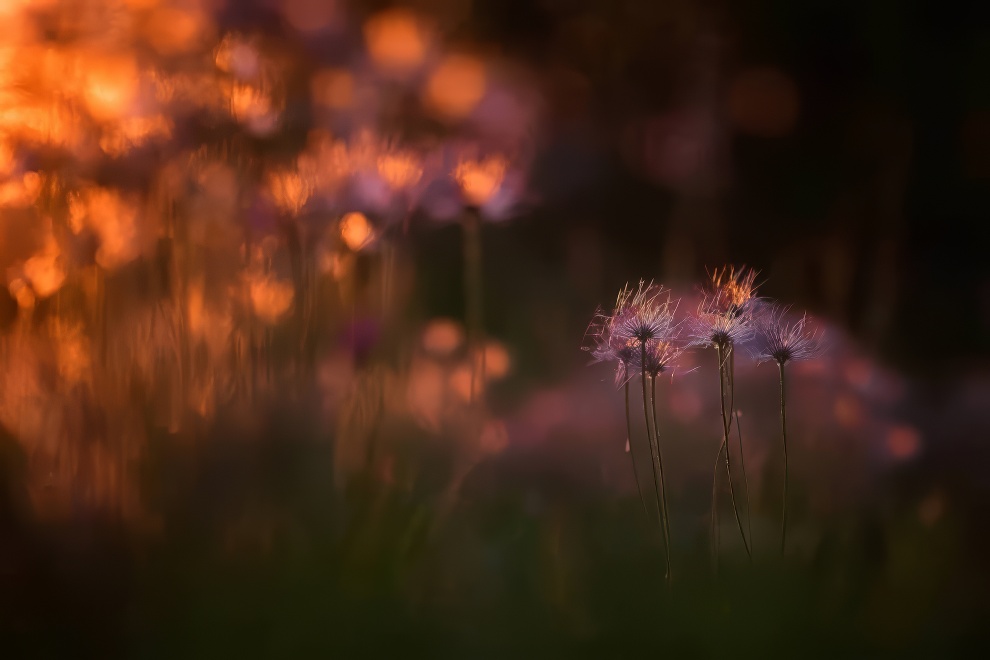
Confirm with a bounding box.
[735,411,753,555]
[779,361,789,556]
[650,376,673,583]
[717,344,751,560]
[729,352,753,556]
[625,381,651,521]
[711,439,723,573]
[641,344,670,586]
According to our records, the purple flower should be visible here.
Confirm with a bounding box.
[689,266,760,349]
[750,303,824,365]
[584,281,683,385]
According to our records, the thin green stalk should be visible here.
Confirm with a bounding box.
[717,344,751,560]
[779,361,789,556]
[650,376,673,582]
[641,344,670,585]
[624,380,651,521]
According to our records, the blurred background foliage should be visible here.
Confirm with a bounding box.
[1,0,989,657]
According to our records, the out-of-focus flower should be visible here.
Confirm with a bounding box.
[453,154,506,207]
[267,169,312,216]
[751,303,824,365]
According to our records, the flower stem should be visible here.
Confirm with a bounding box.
[717,344,751,560]
[624,381,651,521]
[778,361,789,556]
[650,376,673,583]
[462,206,484,403]
[641,344,670,586]
[729,352,753,556]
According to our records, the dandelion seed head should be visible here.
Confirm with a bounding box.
[751,303,824,365]
[584,281,683,385]
[689,265,760,349]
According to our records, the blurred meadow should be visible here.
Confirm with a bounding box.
[1,0,989,657]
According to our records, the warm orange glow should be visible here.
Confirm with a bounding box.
[454,155,506,206]
[70,187,148,270]
[450,363,482,402]
[483,341,511,380]
[377,151,423,191]
[82,55,140,122]
[248,273,295,324]
[340,212,374,251]
[146,7,211,55]
[425,54,486,119]
[267,169,312,215]
[23,231,66,298]
[311,68,354,109]
[364,9,429,73]
[422,319,464,358]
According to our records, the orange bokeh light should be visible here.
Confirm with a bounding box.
[364,9,429,73]
[425,54,486,120]
[340,212,374,251]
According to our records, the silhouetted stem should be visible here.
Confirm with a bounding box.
[729,352,753,555]
[462,207,484,403]
[650,376,673,582]
[735,411,753,554]
[641,344,670,586]
[624,380,651,521]
[717,344,751,560]
[779,361,789,555]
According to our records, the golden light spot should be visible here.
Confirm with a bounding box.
[248,274,294,324]
[364,9,428,73]
[453,155,506,206]
[267,169,311,215]
[425,54,486,119]
[483,341,511,380]
[422,319,464,358]
[377,151,422,191]
[887,425,921,460]
[311,68,354,109]
[340,212,374,251]
[23,233,66,298]
[72,188,146,270]
[82,56,139,122]
[0,171,41,207]
[146,7,210,55]
[727,68,800,138]
[228,82,272,122]
[10,278,35,309]
[449,363,483,402]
